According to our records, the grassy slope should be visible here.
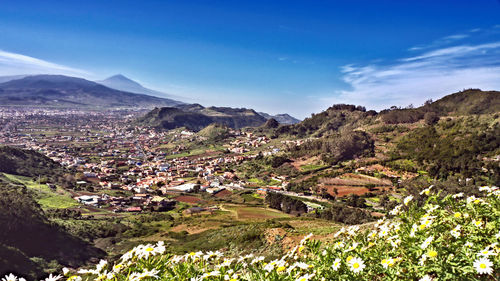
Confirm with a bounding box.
[3,173,78,209]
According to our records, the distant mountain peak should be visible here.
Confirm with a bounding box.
[258,112,300,125]
[110,74,127,79]
[98,75,184,105]
[105,74,135,82]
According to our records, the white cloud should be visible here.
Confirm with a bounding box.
[0,49,89,77]
[329,40,500,110]
[402,42,500,62]
[407,30,476,52]
[442,34,469,40]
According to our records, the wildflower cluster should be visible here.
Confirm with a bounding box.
[4,186,499,280]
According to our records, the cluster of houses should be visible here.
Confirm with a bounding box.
[1,107,297,214]
[74,193,176,212]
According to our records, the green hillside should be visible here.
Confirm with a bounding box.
[0,175,105,279]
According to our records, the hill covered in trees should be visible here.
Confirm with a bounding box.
[255,89,500,185]
[137,104,267,131]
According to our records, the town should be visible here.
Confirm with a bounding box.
[0,107,300,216]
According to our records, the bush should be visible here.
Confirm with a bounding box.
[424,112,440,125]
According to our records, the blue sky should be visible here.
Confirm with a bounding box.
[0,0,499,118]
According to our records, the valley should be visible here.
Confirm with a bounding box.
[1,89,498,279]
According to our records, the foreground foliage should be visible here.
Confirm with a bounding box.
[6,185,500,280]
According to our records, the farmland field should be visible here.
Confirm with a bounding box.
[223,204,292,220]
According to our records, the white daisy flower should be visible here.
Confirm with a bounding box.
[67,276,81,281]
[450,225,461,238]
[2,274,18,281]
[478,247,497,257]
[154,241,166,255]
[473,257,493,275]
[334,227,346,238]
[331,258,341,271]
[420,185,433,195]
[389,204,402,215]
[43,274,62,281]
[403,195,413,205]
[95,259,107,273]
[295,262,310,270]
[347,225,359,236]
[347,257,365,273]
[472,219,483,227]
[420,236,434,249]
[171,255,184,263]
[62,268,69,276]
[140,269,159,279]
[120,250,134,262]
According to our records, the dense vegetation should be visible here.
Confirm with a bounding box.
[16,185,498,280]
[288,131,374,165]
[393,116,500,182]
[276,104,375,137]
[380,89,500,124]
[266,192,308,215]
[0,175,104,279]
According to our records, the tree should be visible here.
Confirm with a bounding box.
[424,112,439,125]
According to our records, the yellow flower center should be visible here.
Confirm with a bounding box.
[277,266,286,272]
[346,256,354,263]
[454,212,461,218]
[353,262,359,269]
[480,263,486,269]
[146,247,154,252]
[427,250,437,258]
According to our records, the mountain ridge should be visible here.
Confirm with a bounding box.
[0,75,182,108]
